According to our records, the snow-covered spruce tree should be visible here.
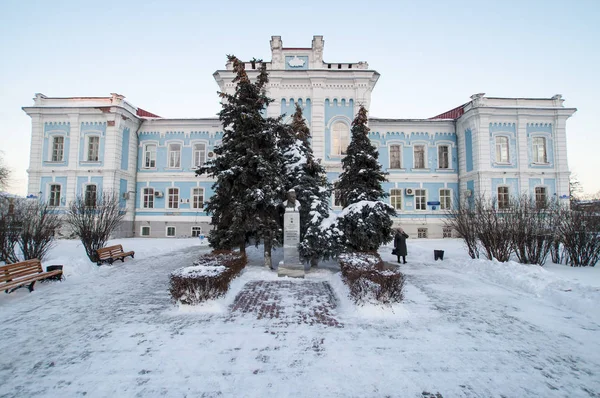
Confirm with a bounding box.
[197,56,285,267]
[282,105,343,266]
[335,106,396,252]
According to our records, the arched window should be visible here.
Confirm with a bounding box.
[332,122,349,156]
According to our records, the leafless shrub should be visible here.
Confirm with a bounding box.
[471,196,513,262]
[17,200,61,261]
[505,195,558,266]
[65,192,126,263]
[444,195,480,259]
[169,250,247,305]
[0,196,20,263]
[556,207,600,267]
[339,252,405,305]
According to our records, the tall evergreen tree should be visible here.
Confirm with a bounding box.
[335,106,396,252]
[198,55,285,265]
[283,105,342,266]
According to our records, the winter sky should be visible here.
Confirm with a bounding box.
[1,0,598,195]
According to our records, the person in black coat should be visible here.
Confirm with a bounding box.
[393,228,409,264]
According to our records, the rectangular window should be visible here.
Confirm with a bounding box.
[443,227,453,238]
[191,226,203,237]
[49,184,61,207]
[144,144,156,168]
[417,228,428,238]
[533,137,547,163]
[143,188,154,209]
[440,189,451,210]
[193,143,206,168]
[192,188,204,209]
[390,188,402,210]
[168,143,181,168]
[415,189,426,210]
[496,137,509,163]
[51,136,64,162]
[498,186,510,209]
[168,188,179,209]
[141,226,151,236]
[166,226,176,237]
[414,145,425,169]
[535,186,547,209]
[84,185,97,207]
[438,145,449,169]
[390,145,402,169]
[87,136,100,161]
[332,122,349,156]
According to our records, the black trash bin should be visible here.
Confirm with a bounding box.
[434,250,444,261]
[43,265,65,281]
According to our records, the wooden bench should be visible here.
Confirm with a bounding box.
[96,244,135,265]
[1,259,63,293]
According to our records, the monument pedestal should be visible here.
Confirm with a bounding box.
[278,210,304,278]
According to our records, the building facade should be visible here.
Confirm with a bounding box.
[23,36,576,238]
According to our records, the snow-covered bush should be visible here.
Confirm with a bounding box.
[337,201,395,252]
[339,252,405,305]
[169,251,247,305]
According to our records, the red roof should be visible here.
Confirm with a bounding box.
[136,107,160,118]
[429,103,466,120]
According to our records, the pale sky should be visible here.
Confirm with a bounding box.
[1,0,598,195]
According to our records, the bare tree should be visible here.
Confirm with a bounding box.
[65,192,126,263]
[556,206,600,267]
[474,196,513,262]
[17,199,62,261]
[0,153,9,191]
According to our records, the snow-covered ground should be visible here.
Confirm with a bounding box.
[1,238,599,397]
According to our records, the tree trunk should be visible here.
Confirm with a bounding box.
[239,241,246,255]
[310,256,319,268]
[264,234,272,269]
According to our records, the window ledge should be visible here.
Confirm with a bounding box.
[494,162,512,166]
[411,168,429,172]
[388,168,406,171]
[531,162,551,166]
[435,168,455,172]
[44,161,66,164]
[80,161,101,164]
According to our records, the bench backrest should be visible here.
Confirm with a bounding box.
[1,259,43,283]
[97,244,124,260]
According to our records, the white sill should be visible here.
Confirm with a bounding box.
[80,161,101,164]
[494,162,511,166]
[141,167,156,170]
[45,161,65,164]
[411,168,428,171]
[388,168,406,171]
[435,168,455,172]
[531,162,550,166]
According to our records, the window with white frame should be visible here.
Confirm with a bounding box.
[51,136,64,162]
[143,144,156,168]
[417,228,428,238]
[166,226,176,237]
[193,143,206,168]
[168,143,181,168]
[84,184,97,207]
[331,122,349,156]
[333,189,342,208]
[495,136,509,163]
[168,188,179,209]
[87,136,100,161]
[535,186,547,209]
[141,226,151,236]
[390,188,402,210]
[389,145,402,169]
[440,188,451,210]
[192,187,204,209]
[415,189,426,210]
[443,227,453,238]
[142,187,154,209]
[49,184,61,206]
[414,145,425,169]
[497,186,510,209]
[532,137,547,163]
[438,145,449,169]
[191,226,203,237]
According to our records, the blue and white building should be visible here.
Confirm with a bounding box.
[23,36,576,238]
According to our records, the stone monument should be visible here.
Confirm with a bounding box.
[278,189,304,278]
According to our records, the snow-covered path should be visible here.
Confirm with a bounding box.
[1,241,599,397]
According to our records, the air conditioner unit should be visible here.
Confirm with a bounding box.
[154,191,164,198]
[405,188,415,196]
[464,189,473,197]
[207,151,215,158]
[122,192,130,200]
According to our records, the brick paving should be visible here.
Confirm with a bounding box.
[229,280,343,327]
